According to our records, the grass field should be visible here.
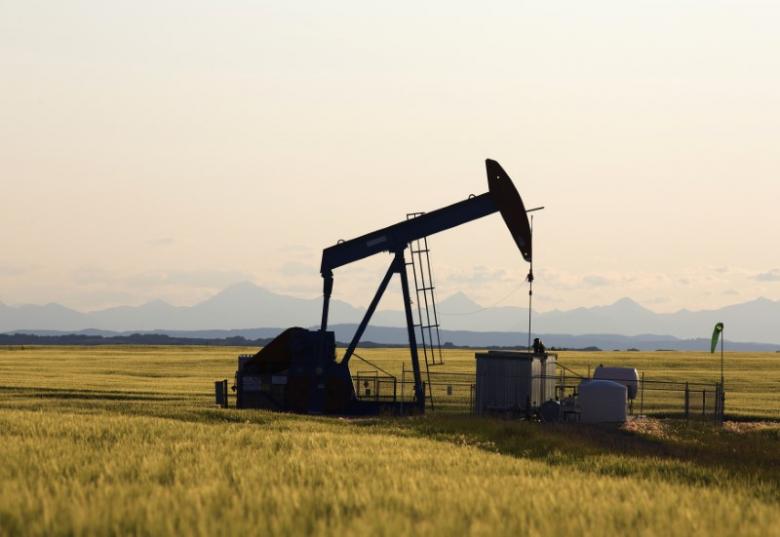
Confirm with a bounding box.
[0,346,778,536]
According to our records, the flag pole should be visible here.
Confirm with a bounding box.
[710,322,725,421]
[527,214,534,351]
[720,326,724,388]
[720,326,725,421]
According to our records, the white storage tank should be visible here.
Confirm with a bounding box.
[579,380,627,423]
[593,366,639,400]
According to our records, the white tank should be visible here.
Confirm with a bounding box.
[593,366,639,400]
[579,380,627,423]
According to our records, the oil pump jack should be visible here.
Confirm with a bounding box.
[232,159,533,414]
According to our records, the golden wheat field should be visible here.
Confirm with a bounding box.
[0,346,778,536]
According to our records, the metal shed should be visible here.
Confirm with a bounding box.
[474,351,557,415]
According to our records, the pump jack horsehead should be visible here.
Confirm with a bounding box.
[232,159,534,415]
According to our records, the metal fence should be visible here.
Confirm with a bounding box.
[352,370,476,413]
[556,375,724,422]
[353,370,398,402]
[352,367,725,421]
[416,371,476,412]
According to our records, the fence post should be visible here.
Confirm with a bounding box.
[684,382,689,420]
[715,383,724,424]
[714,383,719,424]
[400,363,405,414]
[702,390,706,417]
[639,372,645,416]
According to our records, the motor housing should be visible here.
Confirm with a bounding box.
[235,327,355,414]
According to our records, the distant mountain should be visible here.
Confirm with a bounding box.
[323,325,779,352]
[0,282,362,332]
[2,282,779,345]
[533,297,780,344]
[438,292,483,314]
[7,326,778,352]
[0,302,87,332]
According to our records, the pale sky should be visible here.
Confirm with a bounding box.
[2,1,779,314]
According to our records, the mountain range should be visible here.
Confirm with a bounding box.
[1,281,779,347]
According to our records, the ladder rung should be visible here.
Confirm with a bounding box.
[404,211,444,366]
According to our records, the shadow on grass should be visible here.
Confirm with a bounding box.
[368,414,780,501]
[2,385,778,500]
[0,385,282,427]
[0,385,186,402]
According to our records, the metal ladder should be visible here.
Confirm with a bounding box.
[406,212,445,371]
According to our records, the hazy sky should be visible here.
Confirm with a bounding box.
[2,1,779,314]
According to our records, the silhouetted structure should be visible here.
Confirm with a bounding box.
[233,159,533,414]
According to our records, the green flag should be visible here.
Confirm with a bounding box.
[710,322,724,353]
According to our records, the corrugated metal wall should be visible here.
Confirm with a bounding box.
[475,351,557,414]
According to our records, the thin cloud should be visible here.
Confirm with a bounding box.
[71,267,116,285]
[280,261,317,277]
[125,269,252,288]
[147,237,175,247]
[0,265,36,277]
[644,296,670,305]
[754,269,780,282]
[582,275,611,287]
[446,266,508,285]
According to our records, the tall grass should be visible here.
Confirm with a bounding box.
[0,346,778,536]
